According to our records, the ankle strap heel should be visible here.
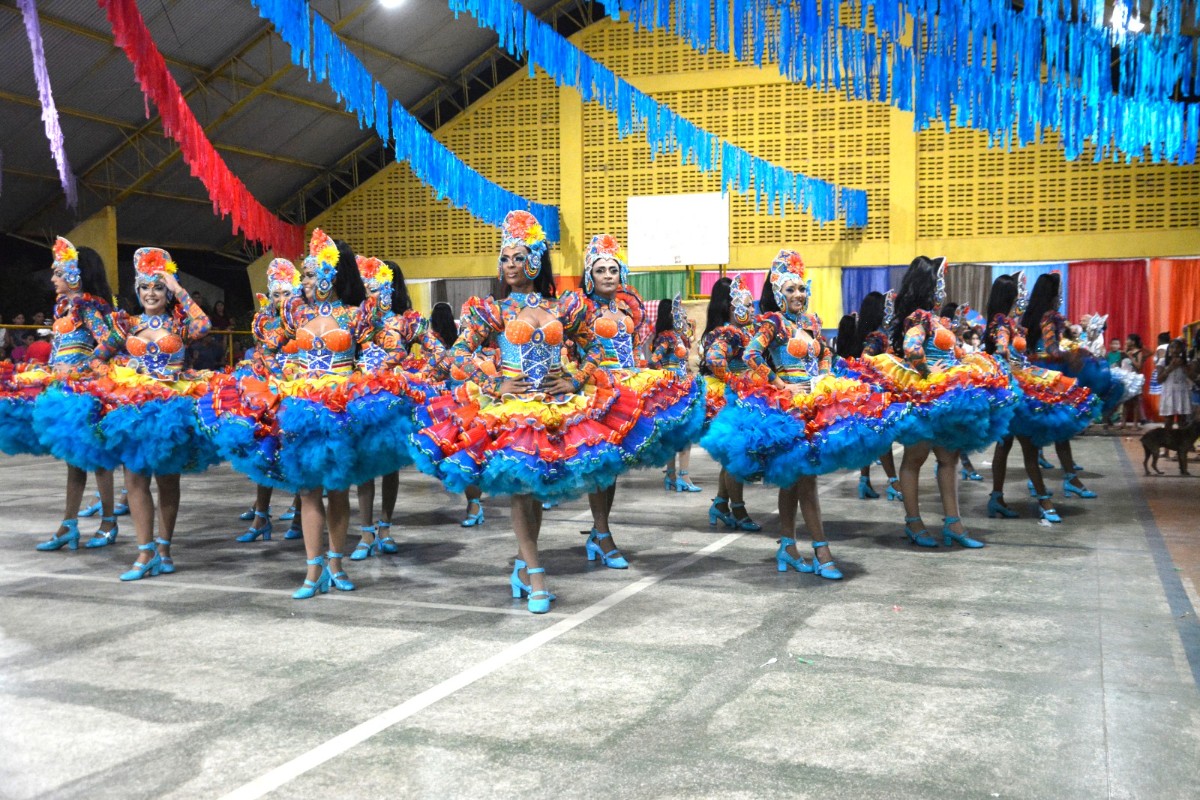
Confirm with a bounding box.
[120,541,162,581]
[941,516,984,548]
[903,516,938,548]
[775,537,813,574]
[293,555,330,599]
[36,519,81,552]
[524,567,552,614]
[810,541,843,580]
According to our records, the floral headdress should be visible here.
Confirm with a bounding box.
[583,233,629,295]
[768,249,806,310]
[307,228,339,300]
[882,289,897,333]
[356,255,394,310]
[499,210,548,281]
[133,247,177,293]
[1013,271,1029,316]
[266,258,300,295]
[52,236,81,289]
[729,273,755,326]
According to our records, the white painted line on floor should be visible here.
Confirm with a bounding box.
[217,531,744,800]
[10,571,562,618]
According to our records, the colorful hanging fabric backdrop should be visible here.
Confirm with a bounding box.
[989,263,1069,316]
[698,270,766,300]
[250,0,561,241]
[1067,259,1150,356]
[19,0,76,208]
[628,270,691,303]
[100,0,303,256]
[942,263,990,316]
[840,266,895,318]
[1148,259,1200,344]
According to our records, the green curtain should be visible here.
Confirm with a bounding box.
[627,270,690,302]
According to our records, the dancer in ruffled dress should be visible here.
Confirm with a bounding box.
[30,238,121,552]
[649,294,703,493]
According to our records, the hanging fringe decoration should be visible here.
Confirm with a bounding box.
[446,0,867,227]
[99,0,304,256]
[19,0,77,209]
[607,0,1200,166]
[251,0,562,242]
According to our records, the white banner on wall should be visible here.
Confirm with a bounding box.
[626,192,730,268]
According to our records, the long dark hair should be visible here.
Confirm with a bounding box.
[385,260,411,313]
[430,301,457,347]
[835,314,859,357]
[853,291,885,352]
[77,246,113,301]
[654,299,673,335]
[1021,272,1061,352]
[333,240,367,306]
[703,277,732,339]
[499,251,557,299]
[984,274,1018,355]
[939,301,958,320]
[758,278,780,313]
[891,256,939,353]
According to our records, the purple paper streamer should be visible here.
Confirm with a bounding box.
[19,0,76,208]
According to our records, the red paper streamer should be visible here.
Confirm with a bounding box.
[99,0,303,257]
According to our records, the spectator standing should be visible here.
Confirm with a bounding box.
[210,300,232,330]
[1122,334,1149,428]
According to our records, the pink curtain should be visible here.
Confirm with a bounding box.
[1069,259,1152,417]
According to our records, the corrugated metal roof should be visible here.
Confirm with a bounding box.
[1,0,581,254]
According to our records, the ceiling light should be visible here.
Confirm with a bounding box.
[380,0,405,8]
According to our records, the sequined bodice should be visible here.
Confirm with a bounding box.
[295,323,354,375]
[499,312,563,390]
[770,316,820,384]
[50,316,96,367]
[925,321,958,367]
[592,312,636,369]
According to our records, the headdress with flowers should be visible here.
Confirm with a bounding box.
[670,292,689,335]
[729,273,755,326]
[356,255,395,310]
[52,236,81,289]
[499,210,548,281]
[1012,271,1029,316]
[308,228,339,300]
[768,249,807,310]
[583,233,629,295]
[266,257,300,295]
[932,256,948,308]
[133,247,177,293]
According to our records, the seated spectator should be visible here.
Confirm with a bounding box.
[189,335,226,371]
[26,329,53,364]
[210,300,232,331]
[10,332,32,363]
[31,311,47,327]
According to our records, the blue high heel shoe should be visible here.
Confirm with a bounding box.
[511,559,557,602]
[941,516,984,548]
[525,567,552,614]
[810,541,843,580]
[85,516,120,548]
[541,498,558,510]
[729,501,762,531]
[461,500,485,527]
[1027,479,1038,498]
[1034,494,1061,523]
[960,467,983,481]
[119,542,162,581]
[885,477,903,501]
[676,471,702,492]
[350,525,378,561]
[326,551,355,591]
[36,519,80,551]
[858,475,880,499]
[238,506,258,522]
[279,505,296,521]
[903,516,939,547]
[709,497,736,528]
[113,490,129,517]
[283,520,303,539]
[1063,474,1097,499]
[155,538,175,573]
[236,510,272,542]
[292,556,330,599]
[78,492,102,518]
[376,521,399,554]
[987,491,1019,519]
[775,537,814,573]
[585,529,629,569]
[1037,451,1054,470]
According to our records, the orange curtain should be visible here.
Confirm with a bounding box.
[1149,258,1200,340]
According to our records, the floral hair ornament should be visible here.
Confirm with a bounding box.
[932,256,948,308]
[308,228,339,300]
[882,289,896,333]
[769,249,806,310]
[499,210,547,281]
[583,233,628,295]
[670,292,688,334]
[133,247,177,294]
[356,255,394,310]
[52,236,80,289]
[266,257,300,295]
[730,273,755,326]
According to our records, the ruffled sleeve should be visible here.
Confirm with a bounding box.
[558,292,598,390]
[744,313,784,384]
[449,296,504,391]
[174,288,211,344]
[704,326,743,382]
[902,310,933,376]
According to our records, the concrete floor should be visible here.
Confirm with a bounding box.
[1,434,1197,799]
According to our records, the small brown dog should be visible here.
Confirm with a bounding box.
[1141,421,1200,475]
